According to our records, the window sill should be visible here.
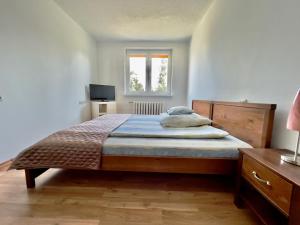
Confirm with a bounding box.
[124,93,173,97]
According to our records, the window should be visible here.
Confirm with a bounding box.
[125,49,172,96]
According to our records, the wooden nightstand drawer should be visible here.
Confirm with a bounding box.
[242,155,293,215]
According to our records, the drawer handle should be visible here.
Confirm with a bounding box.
[252,171,271,186]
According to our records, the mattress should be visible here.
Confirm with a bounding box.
[103,135,251,159]
[103,115,252,159]
[110,115,229,139]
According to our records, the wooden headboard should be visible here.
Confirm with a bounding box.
[192,100,276,148]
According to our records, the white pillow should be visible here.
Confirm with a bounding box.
[160,113,211,128]
[167,106,193,115]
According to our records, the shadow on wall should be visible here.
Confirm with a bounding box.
[272,107,298,150]
[79,85,92,121]
[79,102,92,122]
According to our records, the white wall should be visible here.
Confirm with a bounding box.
[188,0,300,150]
[0,0,98,162]
[97,41,189,113]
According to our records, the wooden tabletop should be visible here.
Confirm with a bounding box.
[239,148,300,187]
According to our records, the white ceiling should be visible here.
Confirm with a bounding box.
[54,0,212,41]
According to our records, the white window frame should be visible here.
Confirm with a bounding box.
[124,48,173,96]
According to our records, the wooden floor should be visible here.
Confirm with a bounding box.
[0,169,260,225]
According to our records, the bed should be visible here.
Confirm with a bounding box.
[100,100,276,174]
[11,100,276,188]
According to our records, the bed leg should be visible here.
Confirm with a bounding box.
[234,153,244,208]
[25,169,35,188]
[25,168,48,189]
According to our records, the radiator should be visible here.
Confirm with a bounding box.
[133,101,164,115]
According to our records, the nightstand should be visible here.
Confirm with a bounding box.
[234,148,300,225]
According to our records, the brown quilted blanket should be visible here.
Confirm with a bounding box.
[10,114,131,170]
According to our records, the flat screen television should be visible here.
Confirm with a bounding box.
[89,84,115,101]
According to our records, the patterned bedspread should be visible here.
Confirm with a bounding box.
[10,114,130,170]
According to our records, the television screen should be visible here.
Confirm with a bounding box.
[89,84,115,101]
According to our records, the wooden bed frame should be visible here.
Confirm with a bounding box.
[24,100,276,188]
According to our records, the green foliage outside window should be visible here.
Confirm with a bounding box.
[155,59,167,92]
[129,71,144,91]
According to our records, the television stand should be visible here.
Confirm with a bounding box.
[91,101,116,118]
